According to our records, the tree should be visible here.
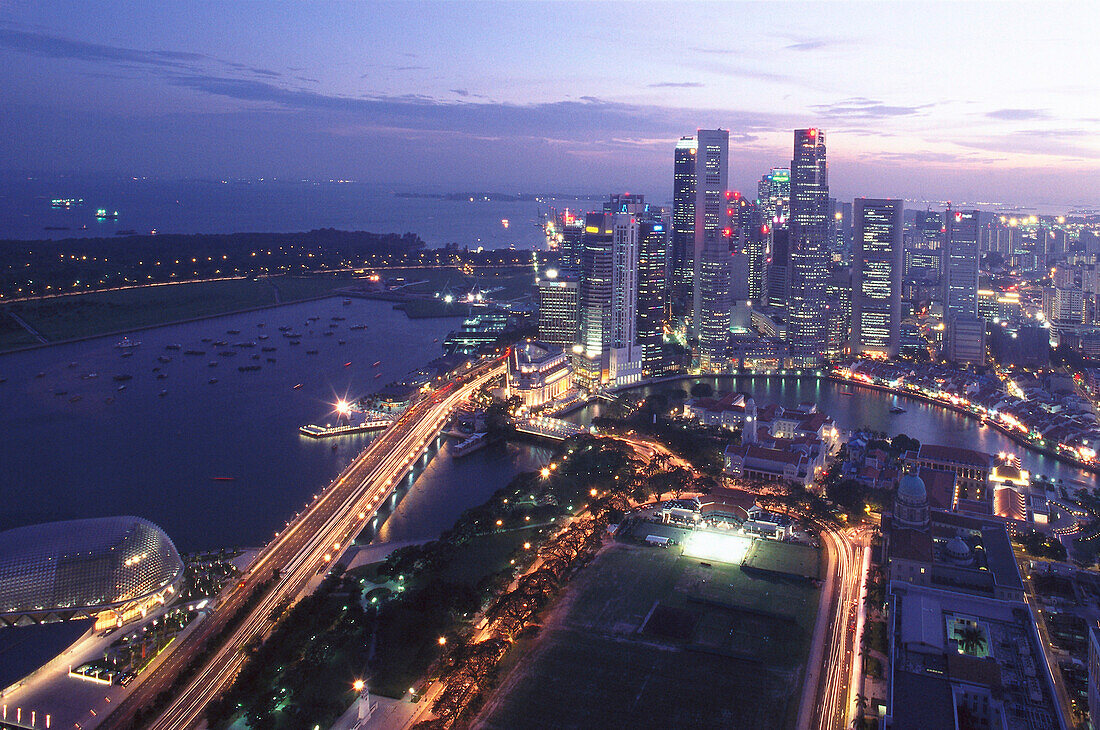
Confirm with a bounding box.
[956,625,986,655]
[689,381,714,398]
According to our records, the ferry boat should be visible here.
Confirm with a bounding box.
[293,383,303,390]
[115,337,141,349]
[889,406,906,414]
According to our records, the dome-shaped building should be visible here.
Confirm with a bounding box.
[0,516,184,629]
[943,536,974,566]
[894,472,930,531]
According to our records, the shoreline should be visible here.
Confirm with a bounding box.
[556,371,1099,477]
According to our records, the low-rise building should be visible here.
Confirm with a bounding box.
[507,341,572,408]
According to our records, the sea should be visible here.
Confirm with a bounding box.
[0,175,605,248]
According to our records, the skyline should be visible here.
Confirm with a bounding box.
[1,2,1099,210]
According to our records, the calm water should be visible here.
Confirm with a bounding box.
[0,297,551,552]
[0,177,586,248]
[564,375,1095,487]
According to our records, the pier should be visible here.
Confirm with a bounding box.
[298,418,393,438]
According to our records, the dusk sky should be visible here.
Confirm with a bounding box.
[2,1,1098,208]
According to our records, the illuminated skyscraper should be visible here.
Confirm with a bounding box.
[670,136,697,318]
[693,129,731,372]
[757,167,790,225]
[942,208,980,320]
[537,274,580,352]
[851,198,903,359]
[787,128,829,367]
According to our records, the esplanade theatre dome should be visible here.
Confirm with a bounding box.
[0,516,184,628]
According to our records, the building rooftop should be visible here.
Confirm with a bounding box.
[917,444,996,469]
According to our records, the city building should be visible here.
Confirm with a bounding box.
[905,444,996,506]
[0,516,184,630]
[536,273,579,352]
[851,198,903,358]
[576,211,615,387]
[507,341,572,408]
[787,128,830,366]
[635,209,674,377]
[1090,627,1100,729]
[766,228,790,311]
[945,314,987,366]
[942,208,981,321]
[693,128,732,371]
[757,167,790,225]
[671,136,697,318]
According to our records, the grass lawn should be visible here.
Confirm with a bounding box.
[0,275,353,346]
[478,541,820,729]
[0,313,37,350]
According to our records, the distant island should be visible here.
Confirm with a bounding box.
[395,191,604,202]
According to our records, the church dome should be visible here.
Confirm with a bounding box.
[944,536,973,564]
[897,473,927,504]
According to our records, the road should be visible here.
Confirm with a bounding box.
[97,357,506,730]
[1020,562,1076,729]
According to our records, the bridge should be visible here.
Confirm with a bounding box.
[98,356,507,730]
[514,415,589,441]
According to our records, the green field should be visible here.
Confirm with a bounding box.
[477,541,820,729]
[0,275,355,348]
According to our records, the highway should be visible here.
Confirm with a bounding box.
[98,357,506,730]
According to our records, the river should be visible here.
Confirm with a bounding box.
[562,375,1094,487]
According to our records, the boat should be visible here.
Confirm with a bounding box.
[159,389,168,397]
[372,361,381,368]
[69,395,82,403]
[278,326,291,332]
[238,365,261,372]
[67,362,78,368]
[81,372,98,379]
[258,334,269,340]
[344,362,352,367]
[267,357,277,363]
[113,374,132,382]
[208,361,218,367]
[117,385,126,391]
[36,372,46,378]
[156,373,168,380]
[889,406,906,414]
[350,324,367,330]
[201,337,213,343]
[157,355,172,363]
[306,350,319,355]
[262,346,276,352]
[343,299,351,306]
[293,383,303,390]
[213,340,228,346]
[289,340,301,346]
[227,329,241,335]
[338,340,346,345]
[184,350,205,356]
[105,396,114,404]
[209,378,218,384]
[250,353,261,360]
[121,351,134,358]
[333,316,346,321]
[838,390,853,396]
[323,331,334,336]
[210,476,236,481]
[166,344,182,350]
[257,323,265,328]
[374,373,382,379]
[54,390,68,396]
[218,351,237,357]
[116,337,141,349]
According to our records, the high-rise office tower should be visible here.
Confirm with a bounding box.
[825,269,852,361]
[555,210,585,276]
[576,212,614,388]
[757,168,790,225]
[851,198,904,359]
[638,215,672,377]
[693,129,731,372]
[766,228,790,310]
[671,136,697,318]
[787,128,830,367]
[942,208,980,320]
[730,195,766,304]
[537,274,580,351]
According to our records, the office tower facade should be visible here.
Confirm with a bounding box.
[943,208,981,320]
[670,136,697,317]
[638,215,672,377]
[693,129,731,371]
[946,314,986,365]
[576,212,614,388]
[851,198,904,359]
[767,228,790,310]
[825,268,852,361]
[555,210,585,276]
[787,128,830,366]
[537,274,580,352]
[757,167,790,225]
[608,214,642,385]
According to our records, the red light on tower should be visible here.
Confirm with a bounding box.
[954,212,962,222]
[808,128,817,137]
[727,208,735,217]
[722,227,732,237]
[732,191,741,200]
[725,190,733,199]
[761,224,770,235]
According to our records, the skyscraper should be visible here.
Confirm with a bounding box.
[670,136,697,318]
[766,228,790,310]
[537,274,580,352]
[942,208,980,320]
[638,213,673,377]
[787,128,830,367]
[851,198,903,359]
[757,167,790,225]
[576,212,614,388]
[693,129,731,372]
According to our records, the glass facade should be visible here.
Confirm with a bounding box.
[0,516,183,623]
[787,128,830,366]
[852,198,903,358]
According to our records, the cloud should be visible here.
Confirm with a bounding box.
[784,36,850,52]
[811,97,933,120]
[648,81,704,89]
[450,88,470,97]
[985,108,1049,121]
[0,27,202,68]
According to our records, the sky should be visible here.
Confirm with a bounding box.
[1,1,1099,208]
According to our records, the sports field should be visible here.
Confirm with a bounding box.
[475,539,821,729]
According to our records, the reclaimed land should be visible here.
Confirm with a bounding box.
[475,536,821,730]
[0,274,356,349]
